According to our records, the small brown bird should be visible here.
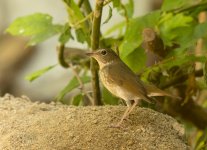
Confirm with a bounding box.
[87,48,178,127]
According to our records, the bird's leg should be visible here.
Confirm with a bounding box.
[115,100,139,127]
[115,106,131,127]
[113,100,133,127]
[125,99,139,117]
[110,100,132,128]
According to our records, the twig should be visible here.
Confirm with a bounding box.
[69,63,94,105]
[82,0,93,15]
[103,0,112,6]
[57,44,69,68]
[90,0,104,105]
[58,44,93,104]
[120,3,129,23]
[159,69,203,89]
[168,1,207,14]
[78,0,84,7]
[69,12,93,28]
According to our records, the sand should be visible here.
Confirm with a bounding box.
[0,94,189,150]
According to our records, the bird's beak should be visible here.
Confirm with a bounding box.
[86,52,95,57]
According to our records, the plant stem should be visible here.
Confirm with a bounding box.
[82,0,93,15]
[80,0,93,47]
[69,63,94,105]
[78,0,84,7]
[160,69,203,89]
[71,12,93,28]
[168,1,207,14]
[90,0,104,105]
[58,44,69,68]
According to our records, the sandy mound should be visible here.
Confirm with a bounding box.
[0,94,189,150]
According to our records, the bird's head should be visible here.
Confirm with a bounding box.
[86,48,119,68]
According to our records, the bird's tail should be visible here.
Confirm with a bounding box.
[142,94,155,104]
[145,84,181,100]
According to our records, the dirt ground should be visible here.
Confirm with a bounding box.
[0,94,189,150]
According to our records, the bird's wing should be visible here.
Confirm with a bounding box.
[103,62,152,102]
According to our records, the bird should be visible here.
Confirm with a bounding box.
[86,48,179,127]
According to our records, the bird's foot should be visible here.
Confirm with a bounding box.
[109,123,124,129]
[113,115,130,122]
[109,123,121,128]
[108,119,126,129]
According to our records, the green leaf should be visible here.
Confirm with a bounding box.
[103,21,126,37]
[115,0,134,19]
[6,13,63,45]
[64,0,85,26]
[159,13,193,28]
[63,0,90,44]
[56,75,91,101]
[119,11,160,58]
[122,47,146,73]
[197,79,207,90]
[125,0,134,18]
[103,6,113,25]
[58,24,73,44]
[158,13,194,46]
[25,64,57,82]
[72,94,83,106]
[159,13,193,33]
[75,28,88,43]
[143,55,207,77]
[161,0,195,11]
[195,128,207,150]
[161,0,183,11]
[112,0,120,8]
[166,26,195,56]
[194,22,207,39]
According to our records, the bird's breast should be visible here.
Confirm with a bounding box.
[99,68,138,100]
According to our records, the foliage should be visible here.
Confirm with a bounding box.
[25,65,57,82]
[6,13,63,45]
[56,75,91,102]
[191,127,207,150]
[6,0,207,148]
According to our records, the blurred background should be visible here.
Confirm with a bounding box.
[0,0,160,101]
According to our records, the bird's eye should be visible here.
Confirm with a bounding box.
[101,50,107,55]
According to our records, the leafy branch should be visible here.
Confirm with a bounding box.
[90,0,104,105]
[69,63,93,105]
